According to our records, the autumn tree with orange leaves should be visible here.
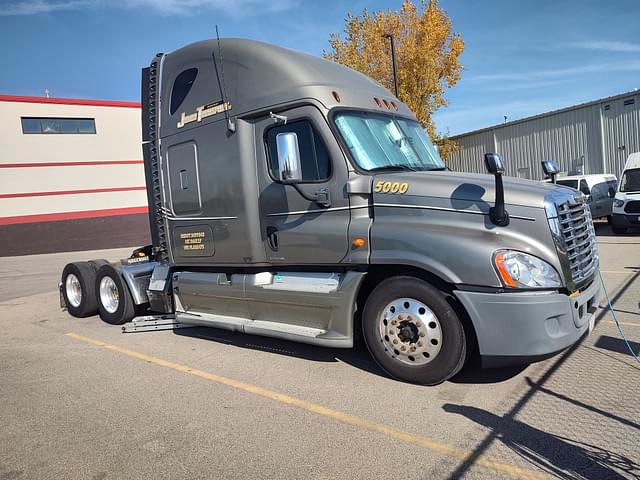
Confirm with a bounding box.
[324,0,464,159]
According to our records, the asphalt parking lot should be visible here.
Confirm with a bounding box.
[1,224,639,480]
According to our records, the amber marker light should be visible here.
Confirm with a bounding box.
[382,99,390,109]
[494,251,519,288]
[352,237,366,248]
[332,91,341,103]
[374,97,382,107]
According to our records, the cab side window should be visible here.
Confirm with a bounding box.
[579,180,590,196]
[266,120,331,182]
[170,68,198,115]
[590,182,607,200]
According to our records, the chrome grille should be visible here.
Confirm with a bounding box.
[556,198,598,288]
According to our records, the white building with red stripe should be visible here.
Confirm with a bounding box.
[0,95,150,256]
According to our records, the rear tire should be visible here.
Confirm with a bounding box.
[61,262,100,318]
[89,259,110,270]
[611,225,628,234]
[362,276,466,385]
[95,265,136,325]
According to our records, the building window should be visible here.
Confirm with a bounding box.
[517,167,530,179]
[21,117,96,134]
[623,98,635,106]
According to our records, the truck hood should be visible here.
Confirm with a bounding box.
[372,170,560,208]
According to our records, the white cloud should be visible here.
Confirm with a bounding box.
[465,60,640,83]
[434,99,566,136]
[2,0,91,15]
[465,78,571,92]
[569,40,640,53]
[124,0,297,15]
[1,0,298,16]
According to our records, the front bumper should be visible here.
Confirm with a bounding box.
[454,277,601,368]
[611,213,640,228]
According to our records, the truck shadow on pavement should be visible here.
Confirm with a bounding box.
[441,269,640,480]
[173,327,526,384]
[595,334,640,357]
[442,403,639,479]
[594,222,640,239]
[174,327,384,377]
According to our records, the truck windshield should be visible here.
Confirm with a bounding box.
[334,111,445,172]
[620,168,640,192]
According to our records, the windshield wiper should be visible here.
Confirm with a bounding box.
[367,165,419,173]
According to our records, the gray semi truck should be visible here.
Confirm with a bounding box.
[60,38,600,385]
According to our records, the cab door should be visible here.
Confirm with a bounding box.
[578,179,600,218]
[255,106,351,265]
[589,178,614,219]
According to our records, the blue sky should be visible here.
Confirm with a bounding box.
[1,0,639,135]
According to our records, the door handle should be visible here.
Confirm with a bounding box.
[291,184,331,208]
[266,226,279,251]
[179,169,189,190]
[314,188,331,208]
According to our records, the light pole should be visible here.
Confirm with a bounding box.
[383,33,399,98]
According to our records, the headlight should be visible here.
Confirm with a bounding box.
[613,199,624,208]
[493,250,561,289]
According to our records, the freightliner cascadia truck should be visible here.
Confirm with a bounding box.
[60,39,601,385]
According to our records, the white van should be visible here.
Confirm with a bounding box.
[611,152,640,234]
[549,174,618,221]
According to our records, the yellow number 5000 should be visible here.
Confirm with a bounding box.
[374,181,409,194]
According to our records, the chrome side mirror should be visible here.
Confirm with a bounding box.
[541,160,560,176]
[275,132,303,183]
[541,160,560,183]
[483,153,509,227]
[484,153,505,175]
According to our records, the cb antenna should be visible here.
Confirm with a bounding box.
[213,25,235,133]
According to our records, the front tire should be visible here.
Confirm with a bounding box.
[95,265,136,325]
[362,276,466,385]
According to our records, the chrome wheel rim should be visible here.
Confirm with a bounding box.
[99,276,119,314]
[65,273,82,308]
[378,297,442,366]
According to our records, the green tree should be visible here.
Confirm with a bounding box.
[324,0,463,159]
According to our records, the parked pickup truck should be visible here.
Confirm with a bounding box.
[60,38,601,385]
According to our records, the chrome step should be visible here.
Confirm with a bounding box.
[175,310,352,348]
[121,315,191,333]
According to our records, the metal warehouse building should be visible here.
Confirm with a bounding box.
[447,90,640,181]
[0,95,149,256]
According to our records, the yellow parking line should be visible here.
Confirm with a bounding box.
[66,332,545,480]
[605,320,640,328]
[599,270,640,274]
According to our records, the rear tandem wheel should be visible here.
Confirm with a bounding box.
[95,264,137,325]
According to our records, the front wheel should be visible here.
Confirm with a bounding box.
[362,276,466,385]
